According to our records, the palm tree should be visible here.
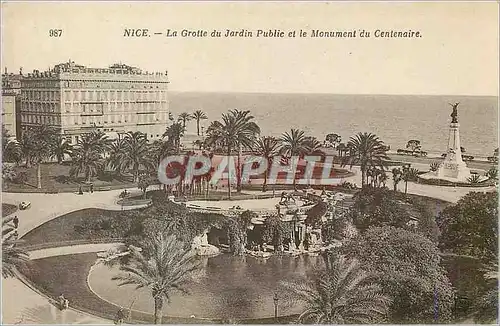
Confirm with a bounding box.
[342,132,390,188]
[70,131,109,182]
[163,122,185,153]
[392,167,402,192]
[177,112,192,130]
[486,166,498,180]
[149,139,175,167]
[336,143,346,159]
[2,216,29,278]
[112,232,200,324]
[280,129,312,187]
[191,110,208,136]
[107,136,127,176]
[19,130,37,167]
[379,170,388,188]
[281,254,390,323]
[204,109,260,198]
[253,136,281,192]
[29,125,59,188]
[304,136,325,156]
[120,131,153,182]
[49,135,73,164]
[2,126,21,164]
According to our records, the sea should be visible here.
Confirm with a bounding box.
[169,93,498,157]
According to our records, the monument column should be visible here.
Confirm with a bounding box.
[436,103,471,181]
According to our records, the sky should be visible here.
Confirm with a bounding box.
[1,1,499,96]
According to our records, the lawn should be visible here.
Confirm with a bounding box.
[388,154,495,171]
[20,208,126,247]
[2,203,18,217]
[3,163,136,193]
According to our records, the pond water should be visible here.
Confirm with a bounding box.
[88,253,323,319]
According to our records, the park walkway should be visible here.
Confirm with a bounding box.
[1,188,137,325]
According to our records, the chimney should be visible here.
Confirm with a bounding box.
[4,67,7,74]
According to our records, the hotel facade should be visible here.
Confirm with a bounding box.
[20,61,169,143]
[2,70,22,139]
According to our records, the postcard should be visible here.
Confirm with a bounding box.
[1,1,498,325]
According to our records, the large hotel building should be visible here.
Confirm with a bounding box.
[19,61,169,143]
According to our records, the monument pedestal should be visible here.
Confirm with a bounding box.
[437,122,470,182]
[422,121,471,183]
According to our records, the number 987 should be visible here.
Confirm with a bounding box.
[49,29,63,37]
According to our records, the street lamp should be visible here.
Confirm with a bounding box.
[273,292,279,321]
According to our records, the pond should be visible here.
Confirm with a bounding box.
[88,253,323,319]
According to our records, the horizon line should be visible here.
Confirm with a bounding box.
[168,90,499,97]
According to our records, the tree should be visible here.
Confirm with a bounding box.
[204,110,260,198]
[49,135,73,164]
[107,137,128,176]
[138,173,156,199]
[120,131,153,182]
[342,132,390,188]
[191,110,208,136]
[348,187,440,242]
[406,139,421,152]
[430,161,441,172]
[2,216,29,278]
[25,126,59,188]
[336,143,346,158]
[438,192,498,262]
[391,167,402,192]
[304,136,325,157]
[177,112,192,129]
[343,226,455,323]
[279,129,310,187]
[486,166,497,180]
[253,136,280,192]
[325,133,341,149]
[112,231,200,324]
[163,122,185,153]
[70,131,109,182]
[281,254,390,323]
[470,260,498,323]
[2,126,21,164]
[401,165,419,194]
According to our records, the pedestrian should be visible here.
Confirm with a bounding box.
[90,183,94,193]
[13,216,19,229]
[78,185,83,195]
[58,294,66,310]
[114,307,126,325]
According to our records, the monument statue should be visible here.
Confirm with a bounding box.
[449,102,459,123]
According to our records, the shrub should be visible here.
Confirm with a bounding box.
[14,171,28,184]
[343,226,455,323]
[430,161,441,172]
[486,166,497,180]
[467,174,481,184]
